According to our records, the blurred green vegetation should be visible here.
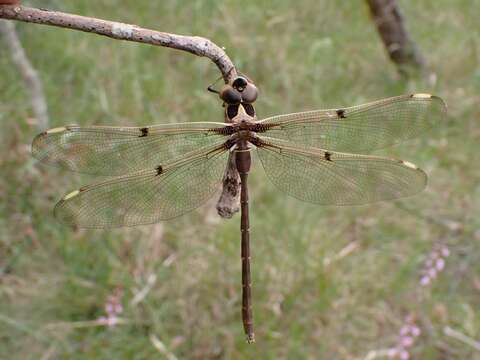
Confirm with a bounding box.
[1,0,479,359]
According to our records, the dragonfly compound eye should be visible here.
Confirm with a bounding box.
[232,76,248,92]
[241,83,258,103]
[220,85,242,104]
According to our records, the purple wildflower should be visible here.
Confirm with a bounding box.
[419,244,449,287]
[388,315,421,359]
[97,288,123,328]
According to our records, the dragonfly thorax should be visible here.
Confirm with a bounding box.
[226,129,259,152]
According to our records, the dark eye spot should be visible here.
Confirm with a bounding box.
[226,104,239,120]
[242,103,255,117]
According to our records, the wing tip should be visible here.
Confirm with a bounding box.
[411,93,448,113]
[398,160,428,192]
[32,126,73,159]
[54,190,81,228]
[398,159,427,178]
[31,132,51,160]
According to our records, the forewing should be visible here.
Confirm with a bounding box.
[32,122,230,175]
[256,137,427,205]
[54,140,229,228]
[258,94,446,153]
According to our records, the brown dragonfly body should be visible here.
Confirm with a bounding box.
[220,77,258,342]
[236,140,254,342]
[32,75,446,343]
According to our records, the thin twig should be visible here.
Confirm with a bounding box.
[149,333,179,360]
[130,273,157,306]
[0,4,240,217]
[444,326,480,352]
[323,241,360,268]
[0,312,45,342]
[44,318,130,329]
[0,19,49,129]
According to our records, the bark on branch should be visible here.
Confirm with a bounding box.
[366,0,428,77]
[0,4,240,218]
[0,5,237,82]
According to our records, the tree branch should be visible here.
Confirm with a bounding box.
[0,4,240,218]
[0,5,238,82]
[365,0,429,78]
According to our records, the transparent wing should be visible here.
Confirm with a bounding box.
[32,122,230,175]
[54,140,229,228]
[258,94,446,153]
[256,137,427,205]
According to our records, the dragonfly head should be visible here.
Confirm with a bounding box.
[220,76,258,105]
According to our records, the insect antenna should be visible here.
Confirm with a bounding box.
[207,74,224,94]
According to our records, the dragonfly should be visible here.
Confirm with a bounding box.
[32,75,446,343]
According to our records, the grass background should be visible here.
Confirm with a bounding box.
[1,0,479,358]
